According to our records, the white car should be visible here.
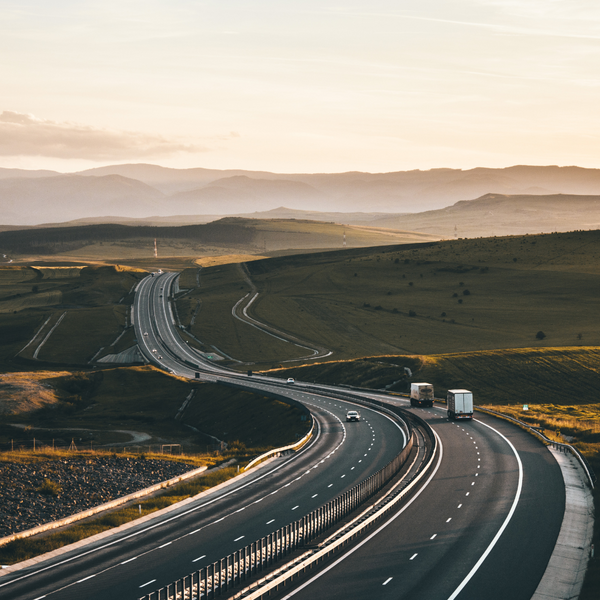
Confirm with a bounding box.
[144,332,149,336]
[287,378,295,384]
[346,410,361,422]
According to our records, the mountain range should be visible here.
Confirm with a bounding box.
[2,164,600,228]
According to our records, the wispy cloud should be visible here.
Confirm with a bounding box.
[0,111,206,160]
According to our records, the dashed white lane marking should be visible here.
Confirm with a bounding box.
[77,574,96,583]
[466,492,470,496]
[410,553,418,560]
[234,536,245,542]
[121,556,138,564]
[266,519,275,524]
[33,596,47,600]
[193,555,206,563]
[351,467,355,470]
[139,579,156,588]
[383,577,393,585]
[430,534,437,540]
[159,542,172,548]
[471,482,475,486]
[328,484,333,487]
[236,507,246,512]
[458,503,463,508]
[214,517,225,523]
[292,505,299,510]
[341,474,346,478]
[312,494,318,498]
[446,518,452,523]
[358,460,362,463]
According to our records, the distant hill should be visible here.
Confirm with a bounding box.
[0,174,165,225]
[3,163,600,228]
[366,193,600,237]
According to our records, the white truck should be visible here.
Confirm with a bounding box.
[410,383,434,408]
[447,389,474,420]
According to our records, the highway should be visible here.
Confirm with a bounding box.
[131,272,567,600]
[0,272,566,600]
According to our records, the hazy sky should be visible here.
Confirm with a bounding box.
[1,0,599,173]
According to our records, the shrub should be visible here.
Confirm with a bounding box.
[363,303,371,308]
[441,312,446,317]
[36,479,62,496]
[392,308,399,314]
[458,299,463,304]
[463,289,470,296]
[536,331,546,340]
[452,293,458,298]
[408,282,413,286]
[408,310,417,317]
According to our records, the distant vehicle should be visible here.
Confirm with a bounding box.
[346,410,361,422]
[143,332,149,336]
[169,369,175,374]
[158,355,162,359]
[410,383,434,408]
[152,348,157,353]
[447,389,474,420]
[287,378,295,384]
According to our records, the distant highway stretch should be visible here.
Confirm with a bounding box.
[0,272,565,600]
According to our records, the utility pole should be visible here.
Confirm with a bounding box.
[343,229,347,247]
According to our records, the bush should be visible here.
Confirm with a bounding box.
[441,312,446,317]
[452,293,458,298]
[36,479,62,496]
[408,310,417,317]
[463,289,470,296]
[363,302,371,308]
[536,331,546,340]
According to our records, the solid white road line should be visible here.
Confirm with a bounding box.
[446,419,524,600]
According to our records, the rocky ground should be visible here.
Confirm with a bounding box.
[0,456,195,537]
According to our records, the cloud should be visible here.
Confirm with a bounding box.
[0,111,206,160]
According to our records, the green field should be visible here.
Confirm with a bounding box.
[1,366,310,453]
[171,231,600,367]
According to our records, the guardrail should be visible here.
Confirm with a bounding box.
[139,410,423,600]
[244,417,315,471]
[476,407,596,489]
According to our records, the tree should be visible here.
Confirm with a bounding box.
[536,331,546,340]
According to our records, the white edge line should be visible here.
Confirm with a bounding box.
[445,419,523,600]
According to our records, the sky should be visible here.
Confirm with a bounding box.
[1,0,599,174]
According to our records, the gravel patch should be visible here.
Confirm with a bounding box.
[0,456,195,536]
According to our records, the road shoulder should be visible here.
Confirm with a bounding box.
[532,447,594,600]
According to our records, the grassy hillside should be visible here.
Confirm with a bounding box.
[174,230,599,366]
[0,367,310,453]
[0,265,144,368]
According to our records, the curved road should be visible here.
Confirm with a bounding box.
[0,272,566,600]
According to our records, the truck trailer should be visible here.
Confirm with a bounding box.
[447,389,474,420]
[410,383,434,407]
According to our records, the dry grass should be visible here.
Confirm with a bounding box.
[195,254,269,268]
[0,371,72,415]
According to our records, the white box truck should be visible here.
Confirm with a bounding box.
[447,389,474,420]
[410,383,434,408]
